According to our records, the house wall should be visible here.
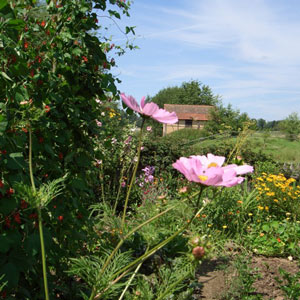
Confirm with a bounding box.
[164,120,207,136]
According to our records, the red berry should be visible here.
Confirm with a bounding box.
[0,181,3,188]
[7,188,14,195]
[45,105,50,113]
[21,199,28,209]
[58,215,63,221]
[4,217,10,228]
[41,20,46,27]
[14,212,21,224]
[29,213,38,219]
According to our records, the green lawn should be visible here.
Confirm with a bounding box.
[179,130,300,163]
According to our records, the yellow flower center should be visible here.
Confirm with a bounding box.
[208,162,218,168]
[198,175,208,181]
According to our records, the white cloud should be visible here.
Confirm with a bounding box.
[113,0,300,120]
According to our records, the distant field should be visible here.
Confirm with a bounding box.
[249,131,300,162]
[175,130,300,163]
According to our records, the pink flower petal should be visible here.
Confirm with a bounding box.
[142,102,159,116]
[121,93,141,113]
[234,165,254,175]
[140,96,146,109]
[172,154,253,188]
[121,93,178,124]
[207,153,226,167]
[152,109,178,124]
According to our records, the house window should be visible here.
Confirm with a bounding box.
[185,120,192,127]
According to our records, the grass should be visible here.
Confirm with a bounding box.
[250,132,300,162]
[178,130,300,163]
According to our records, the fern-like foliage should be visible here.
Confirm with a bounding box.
[14,176,65,209]
[68,248,133,299]
[126,256,195,300]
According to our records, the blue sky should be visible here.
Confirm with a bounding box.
[101,0,300,121]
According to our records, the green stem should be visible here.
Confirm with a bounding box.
[113,163,125,215]
[121,119,145,228]
[99,163,105,203]
[29,128,50,300]
[118,246,149,300]
[111,193,205,283]
[88,192,199,300]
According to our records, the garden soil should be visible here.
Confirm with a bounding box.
[194,256,299,299]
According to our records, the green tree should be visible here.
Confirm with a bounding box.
[280,112,300,141]
[147,80,220,136]
[256,118,266,130]
[204,104,252,136]
[151,80,220,108]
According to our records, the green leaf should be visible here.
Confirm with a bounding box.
[7,19,24,30]
[24,233,40,257]
[108,10,120,19]
[0,119,7,135]
[15,86,29,103]
[262,224,270,232]
[44,144,55,156]
[71,178,87,191]
[0,71,12,81]
[72,47,82,56]
[271,221,279,229]
[0,0,8,11]
[0,263,19,289]
[0,234,11,253]
[6,152,26,170]
[0,197,18,215]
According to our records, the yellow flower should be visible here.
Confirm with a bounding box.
[248,213,253,216]
[266,192,275,197]
[222,225,227,229]
[265,206,269,211]
[258,206,264,210]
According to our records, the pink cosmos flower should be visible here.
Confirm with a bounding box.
[172,153,253,187]
[121,93,178,124]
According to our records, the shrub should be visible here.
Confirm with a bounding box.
[0,0,134,298]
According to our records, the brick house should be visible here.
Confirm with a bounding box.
[163,104,214,136]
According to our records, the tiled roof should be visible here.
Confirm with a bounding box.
[164,104,213,120]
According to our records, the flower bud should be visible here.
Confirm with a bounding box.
[192,246,205,259]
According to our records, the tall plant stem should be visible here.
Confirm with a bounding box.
[112,201,205,281]
[118,246,149,300]
[88,190,200,300]
[113,163,125,215]
[99,163,105,203]
[121,119,145,228]
[29,128,50,300]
